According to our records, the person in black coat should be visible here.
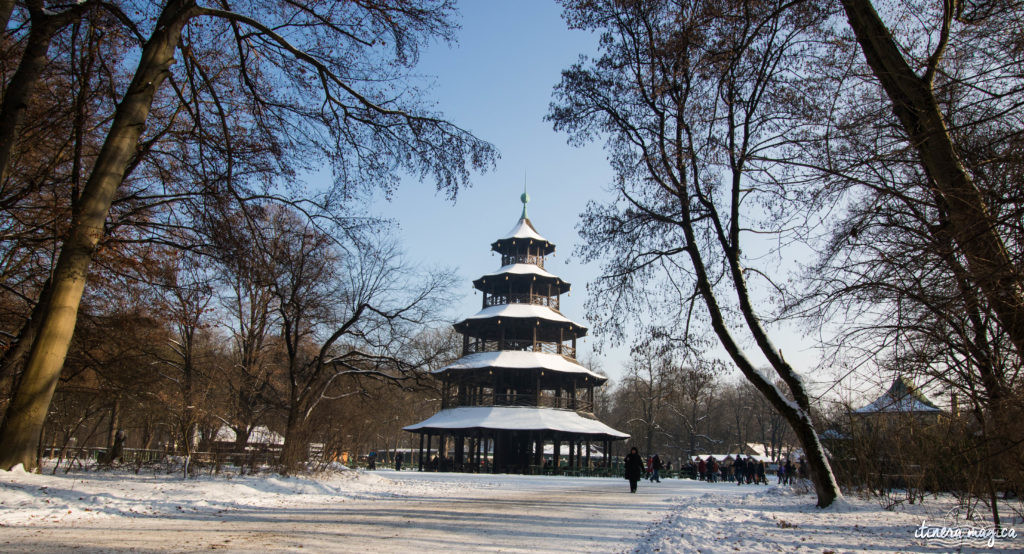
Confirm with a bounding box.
[650,454,663,483]
[624,447,645,493]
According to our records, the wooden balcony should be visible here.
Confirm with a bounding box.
[484,292,559,310]
[443,392,593,413]
[464,338,576,359]
[501,253,545,268]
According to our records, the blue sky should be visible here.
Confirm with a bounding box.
[369,1,633,378]
[364,1,846,392]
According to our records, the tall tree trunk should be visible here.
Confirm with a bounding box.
[279,406,308,474]
[0,0,196,471]
[105,397,120,451]
[680,203,841,507]
[841,0,1024,360]
[0,277,53,419]
[0,14,55,185]
[0,2,93,186]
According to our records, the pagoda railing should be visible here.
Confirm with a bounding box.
[464,339,576,359]
[444,392,593,413]
[501,253,544,268]
[484,293,559,310]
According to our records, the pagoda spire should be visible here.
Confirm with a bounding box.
[521,175,530,220]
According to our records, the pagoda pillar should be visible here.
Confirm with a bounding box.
[418,433,425,472]
[535,373,541,406]
[568,438,575,471]
[492,433,501,474]
[553,438,561,472]
[425,434,432,471]
[475,432,482,470]
[585,439,591,468]
[455,436,465,469]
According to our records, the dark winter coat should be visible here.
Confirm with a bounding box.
[624,452,645,481]
[652,455,663,471]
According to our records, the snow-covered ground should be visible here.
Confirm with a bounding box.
[1,464,1019,552]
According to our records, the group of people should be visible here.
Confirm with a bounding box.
[690,455,806,485]
[724,456,768,485]
[624,448,809,492]
[775,458,802,484]
[365,451,404,471]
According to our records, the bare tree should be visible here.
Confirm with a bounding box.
[618,344,680,455]
[0,0,495,471]
[550,0,841,506]
[258,208,454,472]
[839,0,1024,363]
[151,252,215,475]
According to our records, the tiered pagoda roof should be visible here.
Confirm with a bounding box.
[404,192,627,473]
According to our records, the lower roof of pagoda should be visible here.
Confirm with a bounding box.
[403,406,630,439]
[454,304,588,335]
[473,264,570,294]
[435,351,606,383]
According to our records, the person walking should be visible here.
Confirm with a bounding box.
[698,458,707,481]
[735,457,746,485]
[395,451,403,472]
[624,447,645,493]
[651,454,663,483]
[757,459,767,485]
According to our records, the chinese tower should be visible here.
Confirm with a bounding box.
[405,192,628,473]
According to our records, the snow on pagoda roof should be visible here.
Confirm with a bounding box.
[459,303,584,329]
[436,351,605,381]
[404,406,629,438]
[481,263,557,280]
[853,376,943,414]
[501,217,549,244]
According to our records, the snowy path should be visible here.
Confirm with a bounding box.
[5,468,1014,552]
[1,470,726,553]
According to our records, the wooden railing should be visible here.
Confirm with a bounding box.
[501,253,545,268]
[464,339,575,359]
[484,293,559,309]
[444,392,593,413]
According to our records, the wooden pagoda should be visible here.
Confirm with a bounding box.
[405,193,628,473]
